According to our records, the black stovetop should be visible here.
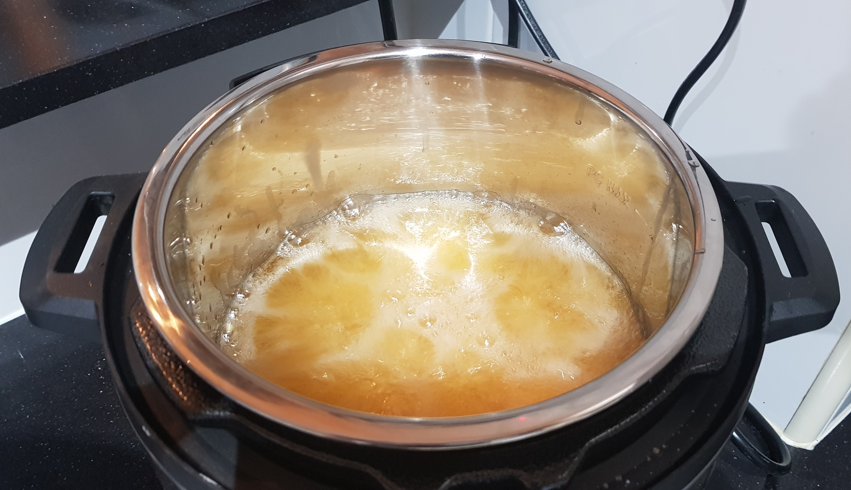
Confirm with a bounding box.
[1,314,850,489]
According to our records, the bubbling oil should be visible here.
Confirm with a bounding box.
[222,191,645,417]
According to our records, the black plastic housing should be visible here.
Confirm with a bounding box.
[17,156,840,489]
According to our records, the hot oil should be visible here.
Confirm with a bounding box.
[222,191,645,417]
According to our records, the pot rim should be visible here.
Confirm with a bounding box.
[132,39,724,449]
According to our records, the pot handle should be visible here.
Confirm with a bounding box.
[726,181,839,342]
[19,173,147,343]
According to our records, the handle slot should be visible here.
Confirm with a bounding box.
[755,200,806,278]
[761,222,791,278]
[55,193,114,273]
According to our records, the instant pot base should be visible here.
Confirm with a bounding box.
[20,41,837,486]
[101,161,764,490]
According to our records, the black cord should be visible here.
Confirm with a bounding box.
[508,0,560,60]
[508,0,520,48]
[377,0,398,41]
[663,0,746,125]
[731,404,792,475]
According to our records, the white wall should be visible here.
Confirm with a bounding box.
[426,0,851,434]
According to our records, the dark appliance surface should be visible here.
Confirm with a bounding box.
[3,155,842,489]
[3,311,849,490]
[3,316,851,490]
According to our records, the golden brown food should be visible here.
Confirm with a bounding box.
[222,191,644,417]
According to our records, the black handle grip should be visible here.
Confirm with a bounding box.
[726,181,839,342]
[20,173,147,342]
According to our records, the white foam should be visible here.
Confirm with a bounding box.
[223,191,640,385]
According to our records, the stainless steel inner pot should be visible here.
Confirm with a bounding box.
[132,40,723,448]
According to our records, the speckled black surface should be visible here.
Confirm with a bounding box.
[706,428,851,490]
[0,0,368,129]
[2,311,851,489]
[0,314,160,489]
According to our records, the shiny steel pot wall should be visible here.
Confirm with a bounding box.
[133,40,723,448]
